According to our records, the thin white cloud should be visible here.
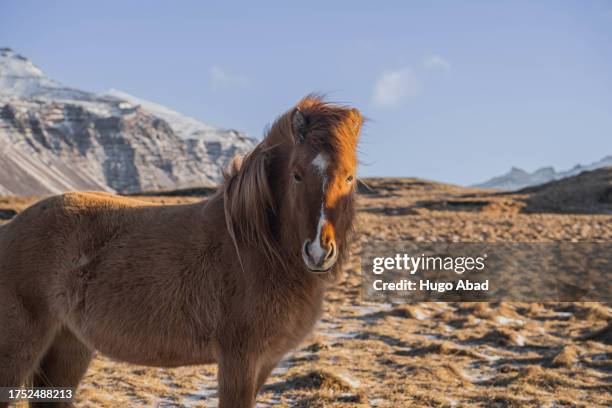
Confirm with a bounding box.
[423,55,451,73]
[209,66,248,91]
[371,67,422,108]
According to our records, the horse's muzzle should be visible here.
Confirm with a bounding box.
[302,239,337,273]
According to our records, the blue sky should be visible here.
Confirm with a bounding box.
[2,0,611,185]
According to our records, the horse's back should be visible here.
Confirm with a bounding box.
[0,192,150,284]
[0,191,227,365]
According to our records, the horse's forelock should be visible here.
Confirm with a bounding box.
[295,96,362,167]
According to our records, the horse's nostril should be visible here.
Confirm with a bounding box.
[303,240,311,258]
[325,242,336,261]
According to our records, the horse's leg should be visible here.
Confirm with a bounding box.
[0,293,57,407]
[255,357,282,395]
[30,328,93,408]
[218,352,258,408]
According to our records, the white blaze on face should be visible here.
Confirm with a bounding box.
[308,153,329,262]
[309,203,327,262]
[312,153,327,175]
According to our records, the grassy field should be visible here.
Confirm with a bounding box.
[2,177,611,407]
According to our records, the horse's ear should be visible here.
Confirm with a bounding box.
[291,108,308,143]
[223,154,244,180]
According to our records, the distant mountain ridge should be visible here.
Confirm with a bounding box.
[473,156,612,191]
[0,47,255,196]
[521,167,612,214]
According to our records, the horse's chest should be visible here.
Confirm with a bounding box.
[260,291,324,352]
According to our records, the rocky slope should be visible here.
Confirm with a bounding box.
[474,155,612,191]
[0,47,255,195]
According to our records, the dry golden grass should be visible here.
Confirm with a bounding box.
[2,178,611,407]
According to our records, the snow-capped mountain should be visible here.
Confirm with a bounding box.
[473,156,612,191]
[103,89,219,140]
[0,47,256,196]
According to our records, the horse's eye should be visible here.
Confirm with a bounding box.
[346,175,354,184]
[293,172,303,183]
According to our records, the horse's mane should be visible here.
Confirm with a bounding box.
[222,95,362,271]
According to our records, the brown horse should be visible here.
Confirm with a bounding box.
[0,95,362,408]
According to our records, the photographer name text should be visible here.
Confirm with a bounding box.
[372,279,489,292]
